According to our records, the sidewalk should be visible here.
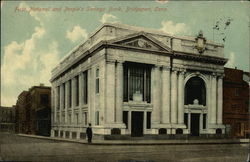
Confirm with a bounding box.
[18,134,250,145]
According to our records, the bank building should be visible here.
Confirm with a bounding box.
[50,23,227,139]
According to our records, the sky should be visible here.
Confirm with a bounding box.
[1,1,250,107]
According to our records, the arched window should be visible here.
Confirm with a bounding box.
[185,76,206,106]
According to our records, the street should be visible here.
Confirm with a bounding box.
[0,132,249,162]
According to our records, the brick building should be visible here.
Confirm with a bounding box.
[16,84,51,136]
[223,67,249,138]
[0,106,16,132]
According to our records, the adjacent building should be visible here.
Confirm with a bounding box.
[16,84,51,136]
[223,67,249,138]
[0,106,16,132]
[50,23,227,139]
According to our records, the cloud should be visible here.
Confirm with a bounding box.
[66,25,88,43]
[1,2,60,106]
[100,13,119,24]
[160,20,190,35]
[225,52,236,68]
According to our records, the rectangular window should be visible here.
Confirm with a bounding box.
[184,113,188,128]
[69,80,72,108]
[83,71,88,104]
[95,111,99,125]
[40,94,49,106]
[76,113,78,125]
[57,86,60,109]
[203,114,207,129]
[123,111,128,129]
[235,88,240,96]
[123,62,151,103]
[147,112,151,129]
[68,114,71,124]
[96,68,99,94]
[76,76,79,106]
[84,112,88,125]
[63,83,65,109]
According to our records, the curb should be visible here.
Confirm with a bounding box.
[17,134,250,146]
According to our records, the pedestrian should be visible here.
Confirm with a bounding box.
[86,123,92,143]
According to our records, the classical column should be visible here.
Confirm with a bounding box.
[72,77,76,124]
[65,81,69,124]
[161,66,171,124]
[54,87,57,124]
[79,73,84,124]
[171,69,178,124]
[217,76,223,124]
[87,69,92,124]
[152,65,160,124]
[210,74,217,124]
[106,61,115,123]
[116,61,123,123]
[178,70,185,124]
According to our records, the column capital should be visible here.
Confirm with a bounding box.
[162,66,171,70]
[106,59,116,64]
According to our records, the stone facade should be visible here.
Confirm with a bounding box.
[50,23,227,139]
[223,68,249,138]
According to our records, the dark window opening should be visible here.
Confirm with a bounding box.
[76,75,79,106]
[40,94,49,106]
[63,83,65,109]
[69,80,72,108]
[184,113,188,128]
[185,76,206,106]
[147,112,151,129]
[123,62,151,103]
[159,128,167,134]
[203,114,207,129]
[96,68,99,94]
[176,128,183,134]
[123,111,128,129]
[83,71,88,104]
[57,87,60,109]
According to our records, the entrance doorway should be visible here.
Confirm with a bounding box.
[131,112,143,137]
[191,113,200,136]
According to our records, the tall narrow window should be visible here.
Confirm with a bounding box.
[76,113,78,125]
[123,111,128,129]
[57,86,60,109]
[84,112,88,125]
[147,112,151,129]
[203,114,207,129]
[123,62,151,103]
[63,83,65,109]
[69,80,72,108]
[76,76,79,106]
[95,111,99,125]
[83,71,88,104]
[96,68,99,94]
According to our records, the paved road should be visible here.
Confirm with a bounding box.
[0,132,249,162]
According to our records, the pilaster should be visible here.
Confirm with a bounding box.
[217,75,223,124]
[171,69,178,124]
[106,61,116,123]
[152,65,160,125]
[161,66,171,124]
[115,61,123,124]
[178,70,185,124]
